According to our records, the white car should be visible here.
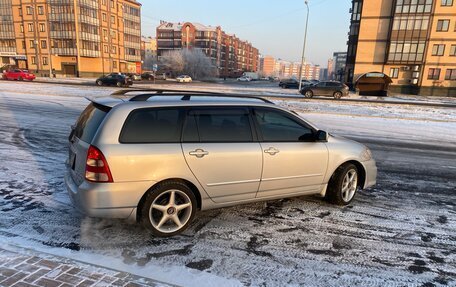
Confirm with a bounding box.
[237,76,252,82]
[176,75,192,83]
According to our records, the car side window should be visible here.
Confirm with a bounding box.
[183,108,253,142]
[253,108,314,142]
[120,108,184,143]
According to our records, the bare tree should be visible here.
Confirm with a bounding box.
[160,49,218,79]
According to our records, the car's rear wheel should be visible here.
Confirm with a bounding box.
[96,80,103,86]
[325,163,358,205]
[304,90,313,98]
[140,181,196,237]
[333,91,343,99]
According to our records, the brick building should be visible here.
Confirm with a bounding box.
[156,21,259,77]
[0,0,142,77]
[346,0,456,96]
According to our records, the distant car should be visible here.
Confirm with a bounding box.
[237,76,252,82]
[126,73,142,81]
[96,73,133,87]
[3,69,36,81]
[176,75,192,83]
[300,81,349,99]
[279,79,311,89]
[141,72,155,81]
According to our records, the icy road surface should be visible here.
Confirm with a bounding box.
[0,81,455,287]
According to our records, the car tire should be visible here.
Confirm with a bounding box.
[116,81,123,87]
[140,181,197,237]
[325,163,359,205]
[18,76,23,81]
[333,91,343,99]
[96,80,103,86]
[303,90,313,98]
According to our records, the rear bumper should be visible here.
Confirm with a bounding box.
[361,159,377,189]
[65,171,154,221]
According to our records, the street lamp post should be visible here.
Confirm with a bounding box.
[298,0,310,91]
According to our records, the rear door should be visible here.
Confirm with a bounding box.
[181,107,263,203]
[68,103,109,185]
[313,82,327,96]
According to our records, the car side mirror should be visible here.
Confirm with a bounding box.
[315,130,328,142]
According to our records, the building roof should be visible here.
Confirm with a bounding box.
[157,21,218,32]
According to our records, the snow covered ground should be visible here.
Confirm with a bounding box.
[0,81,455,287]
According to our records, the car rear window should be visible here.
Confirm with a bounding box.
[183,108,253,142]
[74,103,108,143]
[120,108,184,143]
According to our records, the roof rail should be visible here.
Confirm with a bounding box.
[110,88,274,104]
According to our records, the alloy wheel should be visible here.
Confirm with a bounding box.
[149,189,193,234]
[341,169,357,202]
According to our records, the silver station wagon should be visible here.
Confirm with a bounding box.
[65,90,377,237]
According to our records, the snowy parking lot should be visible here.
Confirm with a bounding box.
[0,81,455,286]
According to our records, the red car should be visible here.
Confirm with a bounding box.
[3,69,36,81]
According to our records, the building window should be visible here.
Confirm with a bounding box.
[102,0,107,5]
[111,0,115,8]
[388,41,426,62]
[111,15,115,24]
[20,24,24,33]
[428,68,441,80]
[22,41,26,49]
[18,7,22,16]
[41,40,47,49]
[102,13,106,22]
[441,0,453,6]
[28,23,34,32]
[38,6,44,15]
[392,15,430,31]
[450,45,456,56]
[29,40,35,48]
[445,69,456,80]
[39,23,45,32]
[42,57,48,66]
[432,44,445,56]
[390,68,399,79]
[31,56,36,65]
[26,6,32,15]
[395,0,433,13]
[436,20,450,31]
[104,45,108,53]
[112,60,117,68]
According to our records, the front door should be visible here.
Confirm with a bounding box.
[181,107,263,203]
[253,108,328,198]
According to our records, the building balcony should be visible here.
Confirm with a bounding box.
[78,0,98,9]
[79,15,99,26]
[124,29,141,37]
[51,47,77,56]
[80,49,100,58]
[49,14,75,21]
[123,13,140,23]
[0,47,16,54]
[50,31,77,39]
[125,54,141,62]
[0,33,15,40]
[80,32,100,41]
[125,41,141,49]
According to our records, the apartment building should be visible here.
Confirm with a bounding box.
[259,55,276,76]
[346,0,456,96]
[156,21,259,77]
[141,36,157,70]
[0,0,141,77]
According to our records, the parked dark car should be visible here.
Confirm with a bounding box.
[96,73,133,87]
[141,72,155,81]
[300,81,349,99]
[279,78,312,89]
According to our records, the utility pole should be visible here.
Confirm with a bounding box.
[298,0,310,91]
[73,0,81,77]
[31,1,40,75]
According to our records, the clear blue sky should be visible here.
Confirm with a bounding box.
[140,0,351,67]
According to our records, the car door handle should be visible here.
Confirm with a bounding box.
[189,149,209,158]
[264,147,280,156]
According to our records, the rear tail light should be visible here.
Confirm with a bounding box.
[85,145,113,183]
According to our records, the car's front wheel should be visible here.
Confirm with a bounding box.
[116,81,123,87]
[140,181,197,237]
[96,80,103,86]
[333,91,343,99]
[325,163,359,205]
